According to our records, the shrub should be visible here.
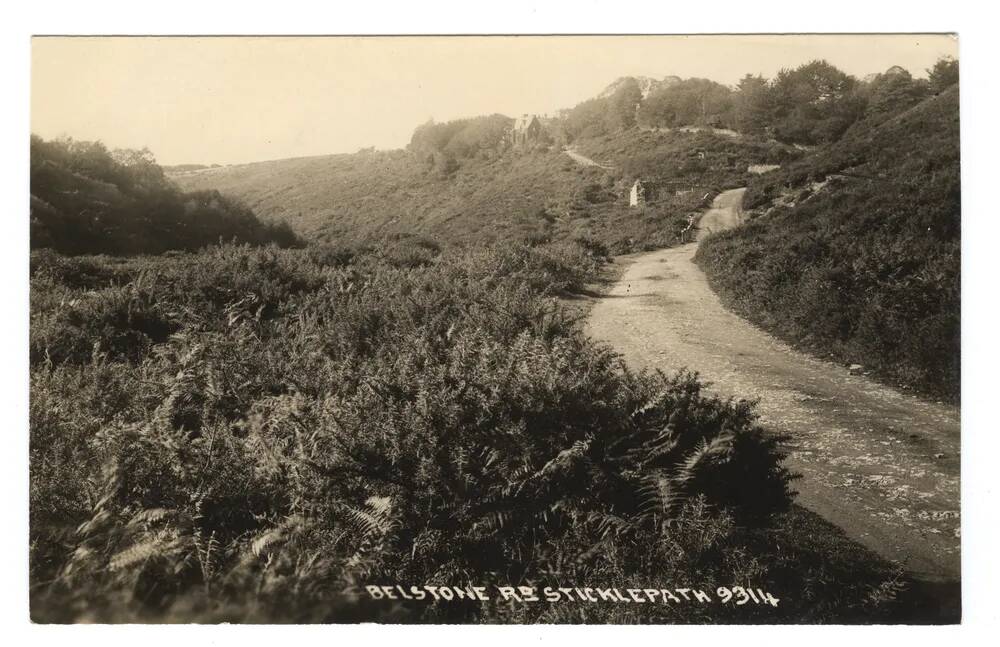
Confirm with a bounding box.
[30,135,301,255]
[29,242,822,623]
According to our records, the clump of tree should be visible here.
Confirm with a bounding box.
[860,67,930,120]
[732,58,957,144]
[408,114,517,175]
[563,77,643,140]
[402,58,960,180]
[637,78,734,129]
[748,60,865,145]
[562,57,958,149]
[927,56,959,94]
[30,135,299,256]
[730,74,770,134]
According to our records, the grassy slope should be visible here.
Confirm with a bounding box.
[695,87,960,401]
[575,127,802,190]
[173,148,609,245]
[171,131,788,254]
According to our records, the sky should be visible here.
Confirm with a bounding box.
[32,35,958,166]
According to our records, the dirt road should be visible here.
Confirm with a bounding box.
[563,147,616,170]
[586,188,960,588]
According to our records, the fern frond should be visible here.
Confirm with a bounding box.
[472,510,512,534]
[636,472,677,522]
[588,511,628,538]
[365,495,394,519]
[108,537,167,571]
[250,529,284,558]
[128,508,171,527]
[342,496,398,539]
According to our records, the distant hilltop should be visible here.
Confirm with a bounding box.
[598,75,682,100]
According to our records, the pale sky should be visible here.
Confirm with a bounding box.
[32,35,958,166]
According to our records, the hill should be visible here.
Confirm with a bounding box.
[172,56,938,255]
[695,85,960,401]
[31,136,299,256]
[597,75,679,100]
[171,130,796,255]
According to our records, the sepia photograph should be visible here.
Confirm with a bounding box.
[25,31,964,625]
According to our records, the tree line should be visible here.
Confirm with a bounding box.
[561,57,959,146]
[403,58,958,171]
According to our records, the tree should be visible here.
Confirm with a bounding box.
[111,147,167,194]
[443,114,513,158]
[928,56,959,94]
[605,77,643,132]
[767,60,863,144]
[733,74,771,134]
[563,96,611,140]
[864,67,929,119]
[409,115,514,160]
[637,78,734,129]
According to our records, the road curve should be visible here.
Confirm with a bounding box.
[585,188,960,587]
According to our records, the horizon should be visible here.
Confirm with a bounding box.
[32,35,958,166]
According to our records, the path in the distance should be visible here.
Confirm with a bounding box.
[563,147,616,170]
[586,188,960,586]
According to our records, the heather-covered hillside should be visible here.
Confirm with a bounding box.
[696,86,960,400]
[171,129,794,254]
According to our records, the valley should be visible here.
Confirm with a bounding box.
[28,52,962,623]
